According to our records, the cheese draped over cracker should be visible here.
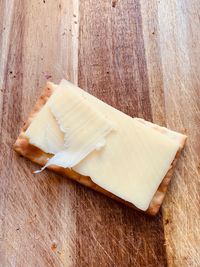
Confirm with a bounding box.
[24,80,183,211]
[25,85,114,172]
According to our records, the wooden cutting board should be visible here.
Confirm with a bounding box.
[0,0,200,266]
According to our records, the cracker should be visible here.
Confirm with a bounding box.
[13,83,187,215]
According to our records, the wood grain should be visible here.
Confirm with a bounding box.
[140,1,200,266]
[0,0,199,266]
[0,1,79,266]
[78,1,166,266]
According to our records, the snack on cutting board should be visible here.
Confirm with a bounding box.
[14,80,187,215]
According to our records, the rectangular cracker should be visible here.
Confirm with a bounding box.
[13,83,187,215]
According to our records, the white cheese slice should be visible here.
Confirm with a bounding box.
[25,105,65,154]
[25,85,114,172]
[48,85,114,151]
[58,80,181,211]
[40,86,113,170]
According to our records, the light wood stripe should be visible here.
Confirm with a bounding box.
[141,1,200,266]
[158,1,200,266]
[0,1,79,266]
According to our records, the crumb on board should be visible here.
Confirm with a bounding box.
[51,241,57,251]
[112,0,118,7]
[45,74,52,80]
[165,219,171,225]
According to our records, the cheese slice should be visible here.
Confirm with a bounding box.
[59,80,180,211]
[48,85,114,152]
[25,85,114,172]
[25,79,183,211]
[25,105,65,154]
